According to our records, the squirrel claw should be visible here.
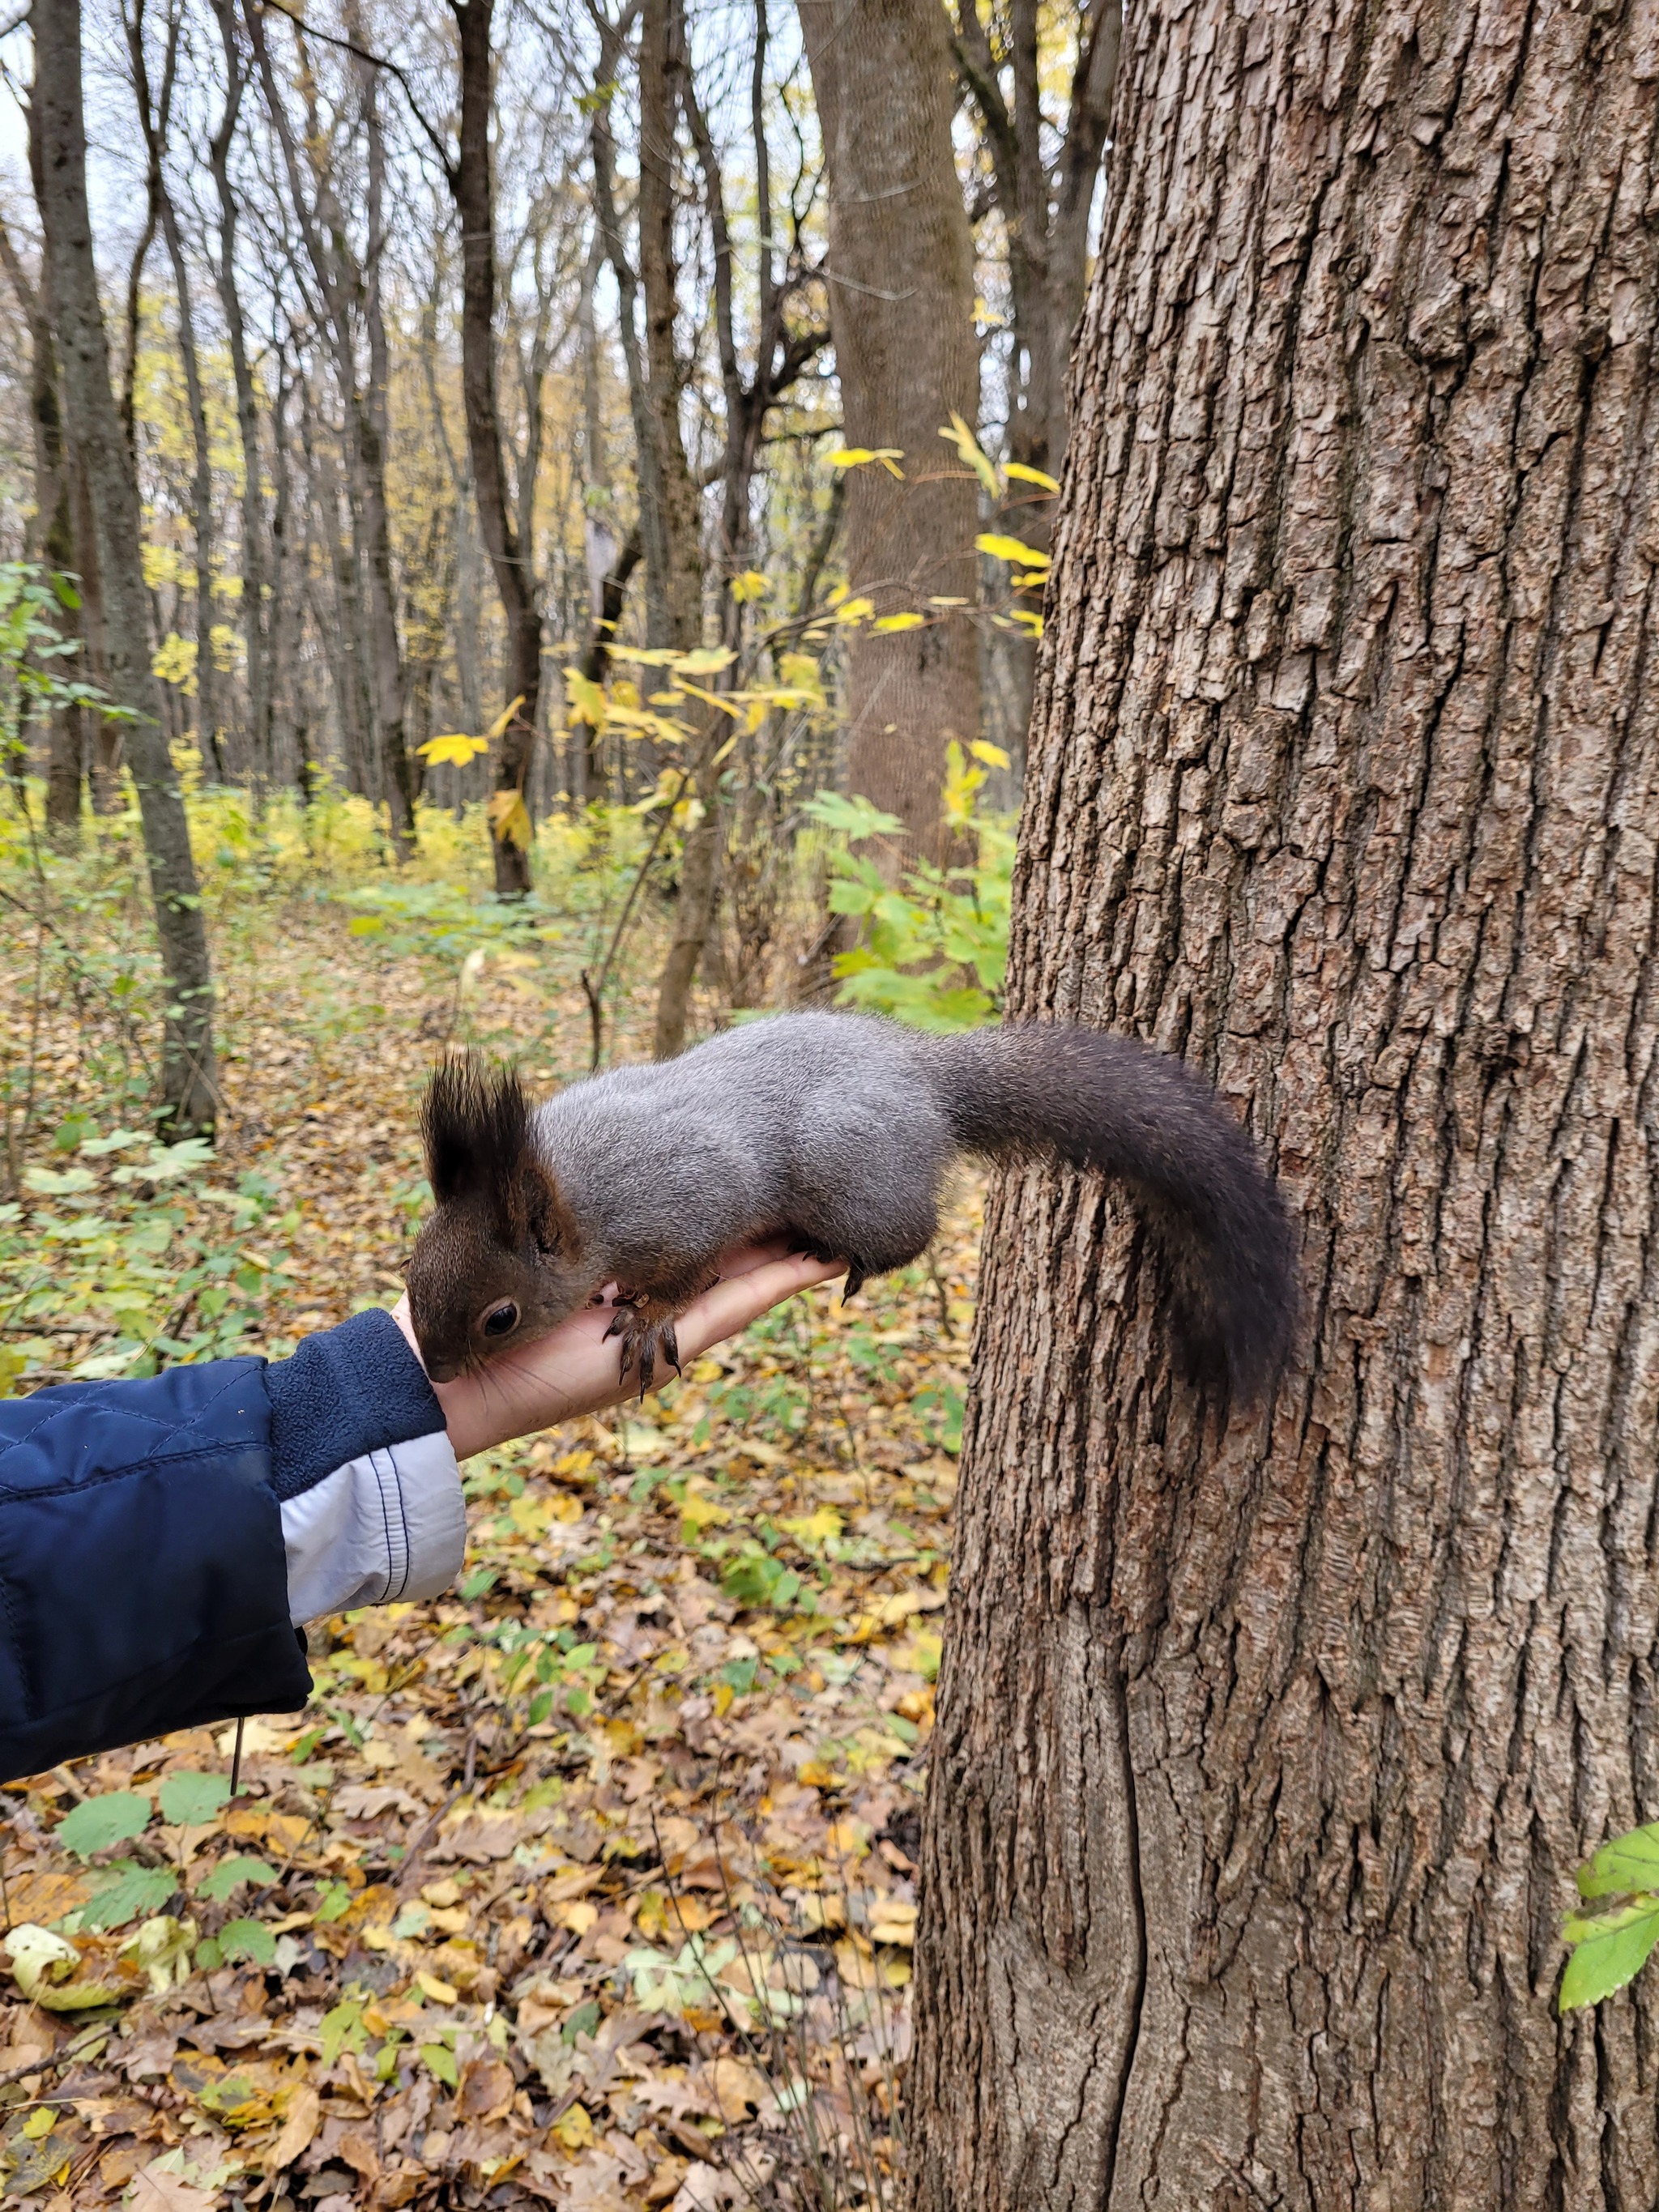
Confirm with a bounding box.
[842,1264,867,1302]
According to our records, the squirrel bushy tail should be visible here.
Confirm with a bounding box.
[920,1025,1297,1400]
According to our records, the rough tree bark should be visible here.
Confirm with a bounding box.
[34,0,216,1130]
[451,0,541,896]
[800,0,981,863]
[909,0,1659,2201]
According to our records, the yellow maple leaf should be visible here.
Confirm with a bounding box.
[486,790,532,850]
[416,732,490,765]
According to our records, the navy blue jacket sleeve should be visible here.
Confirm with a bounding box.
[0,1310,444,1788]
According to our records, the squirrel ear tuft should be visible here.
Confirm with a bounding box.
[422,1053,532,1208]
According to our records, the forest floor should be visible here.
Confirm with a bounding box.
[0,815,979,2212]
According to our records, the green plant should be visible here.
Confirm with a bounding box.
[804,741,1013,1031]
[1561,1822,1659,2009]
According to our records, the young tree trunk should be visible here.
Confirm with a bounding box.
[451,0,540,895]
[637,0,703,654]
[208,0,272,799]
[800,0,980,863]
[34,0,216,1130]
[910,0,1659,2201]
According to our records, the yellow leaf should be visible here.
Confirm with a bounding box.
[676,647,736,675]
[487,791,533,850]
[729,569,772,602]
[872,612,925,633]
[416,1969,458,2003]
[975,532,1051,569]
[417,733,490,765]
[970,739,1011,769]
[780,1506,842,1547]
[833,596,875,626]
[565,670,607,727]
[21,2108,53,2140]
[939,413,999,501]
[484,693,527,743]
[827,445,905,478]
[1004,461,1060,492]
[552,1899,599,1935]
[552,2101,595,2150]
[869,1900,918,1946]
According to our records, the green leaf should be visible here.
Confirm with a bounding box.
[1577,1822,1659,1899]
[82,1860,178,1930]
[159,1771,232,1827]
[216,1917,276,1967]
[23,1166,99,1196]
[197,1855,275,1903]
[313,1881,353,1924]
[320,1997,368,2066]
[57,1792,152,1859]
[1560,1897,1659,2010]
[420,2042,459,2088]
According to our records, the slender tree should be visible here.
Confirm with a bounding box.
[32,0,216,1130]
[910,0,1659,2198]
[208,0,273,796]
[450,0,544,894]
[129,0,224,781]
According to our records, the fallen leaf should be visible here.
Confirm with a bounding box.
[129,2163,217,2211]
[266,2081,320,2170]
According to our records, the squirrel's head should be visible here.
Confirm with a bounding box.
[405,1056,588,1383]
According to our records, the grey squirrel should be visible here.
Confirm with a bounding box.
[404,1012,1297,1400]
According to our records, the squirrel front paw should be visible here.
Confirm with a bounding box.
[602,1299,683,1396]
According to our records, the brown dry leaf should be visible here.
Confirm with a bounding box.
[128,2164,217,2212]
[456,2052,514,2120]
[266,2081,320,2171]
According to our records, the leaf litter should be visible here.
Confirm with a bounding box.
[0,885,979,2211]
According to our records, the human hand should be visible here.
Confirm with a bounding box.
[393,1240,845,1460]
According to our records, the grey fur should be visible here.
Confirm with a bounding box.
[406,1012,1298,1400]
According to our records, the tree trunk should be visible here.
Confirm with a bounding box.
[910,0,1659,2201]
[452,0,539,896]
[35,0,216,1131]
[209,0,272,799]
[1,171,80,841]
[637,0,703,653]
[800,0,980,863]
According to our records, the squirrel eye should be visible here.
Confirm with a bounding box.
[481,1300,520,1340]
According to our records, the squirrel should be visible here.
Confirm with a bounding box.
[403,1011,1297,1402]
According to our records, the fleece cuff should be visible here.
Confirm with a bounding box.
[264,1306,446,1503]
[281,1433,466,1625]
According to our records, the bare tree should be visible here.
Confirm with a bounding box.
[208,0,273,795]
[244,0,419,849]
[33,0,217,1129]
[450,0,545,894]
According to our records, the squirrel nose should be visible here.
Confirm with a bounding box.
[426,1356,460,1384]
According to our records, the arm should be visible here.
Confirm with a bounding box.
[0,1247,842,1784]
